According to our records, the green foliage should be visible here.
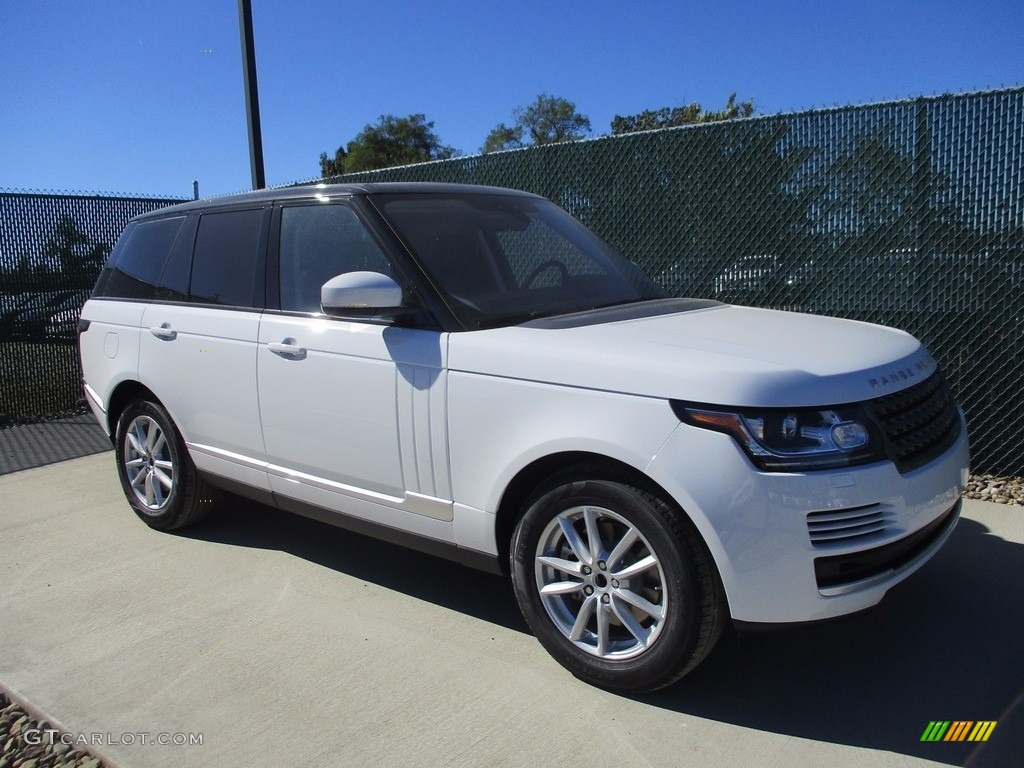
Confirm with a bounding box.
[319,114,457,177]
[318,147,346,178]
[481,123,524,154]
[482,94,591,153]
[611,93,755,134]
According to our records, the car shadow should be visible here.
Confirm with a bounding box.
[174,494,529,633]
[641,516,1024,766]
[178,501,1022,765]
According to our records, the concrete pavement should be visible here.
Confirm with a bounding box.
[0,414,110,475]
[1,453,1021,767]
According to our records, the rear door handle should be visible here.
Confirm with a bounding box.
[149,323,176,340]
[268,340,307,359]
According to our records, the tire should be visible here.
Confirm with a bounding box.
[114,398,218,531]
[511,472,726,693]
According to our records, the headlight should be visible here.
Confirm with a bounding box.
[672,402,886,472]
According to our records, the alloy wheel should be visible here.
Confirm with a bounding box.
[534,504,668,660]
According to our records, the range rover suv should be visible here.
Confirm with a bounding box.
[79,183,969,692]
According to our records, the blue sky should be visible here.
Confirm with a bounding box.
[2,0,1021,199]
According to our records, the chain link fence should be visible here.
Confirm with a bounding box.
[2,88,1021,473]
[0,192,184,425]
[331,88,1024,475]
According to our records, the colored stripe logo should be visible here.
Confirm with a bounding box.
[921,721,997,742]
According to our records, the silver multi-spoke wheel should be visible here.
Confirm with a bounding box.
[535,504,668,660]
[512,475,726,692]
[123,414,175,511]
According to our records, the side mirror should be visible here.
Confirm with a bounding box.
[320,271,411,318]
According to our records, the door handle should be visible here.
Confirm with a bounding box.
[268,340,307,359]
[149,323,176,340]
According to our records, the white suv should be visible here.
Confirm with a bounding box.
[79,183,969,692]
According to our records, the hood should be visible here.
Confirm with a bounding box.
[446,303,935,407]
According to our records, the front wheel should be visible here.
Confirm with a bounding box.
[114,398,218,531]
[511,475,726,693]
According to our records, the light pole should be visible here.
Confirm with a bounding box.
[238,0,266,190]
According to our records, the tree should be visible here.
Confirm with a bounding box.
[481,123,524,154]
[610,93,754,135]
[482,94,591,153]
[319,114,457,176]
[318,147,347,177]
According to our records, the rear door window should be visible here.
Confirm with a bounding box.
[189,209,266,307]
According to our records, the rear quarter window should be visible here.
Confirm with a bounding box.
[93,216,186,300]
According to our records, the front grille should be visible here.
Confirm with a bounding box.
[807,504,891,546]
[867,372,962,474]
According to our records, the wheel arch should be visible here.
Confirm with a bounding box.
[106,380,161,438]
[494,451,679,569]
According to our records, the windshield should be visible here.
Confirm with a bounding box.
[372,193,664,329]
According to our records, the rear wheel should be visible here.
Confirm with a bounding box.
[114,398,217,530]
[511,473,726,693]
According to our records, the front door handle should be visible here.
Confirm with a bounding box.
[149,323,176,340]
[268,339,307,359]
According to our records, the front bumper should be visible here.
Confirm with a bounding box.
[646,411,970,624]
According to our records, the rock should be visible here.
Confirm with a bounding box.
[966,473,1024,506]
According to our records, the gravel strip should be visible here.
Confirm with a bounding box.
[0,691,108,768]
[964,474,1024,506]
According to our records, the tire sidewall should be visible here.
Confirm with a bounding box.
[511,478,703,692]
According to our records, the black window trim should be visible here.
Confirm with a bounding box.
[153,212,200,302]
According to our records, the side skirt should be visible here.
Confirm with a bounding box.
[198,470,504,576]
